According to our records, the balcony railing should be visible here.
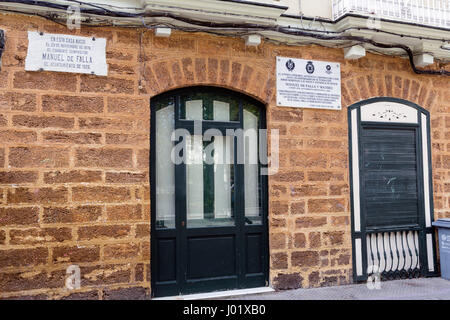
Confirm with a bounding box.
[332,0,450,29]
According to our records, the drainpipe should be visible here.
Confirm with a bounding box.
[0,30,4,70]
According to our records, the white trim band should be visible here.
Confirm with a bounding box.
[351,109,361,232]
[426,233,435,272]
[421,113,432,228]
[153,287,275,300]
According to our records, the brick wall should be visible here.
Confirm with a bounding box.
[0,13,448,299]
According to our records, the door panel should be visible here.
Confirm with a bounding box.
[187,236,236,279]
[156,238,177,282]
[246,234,263,274]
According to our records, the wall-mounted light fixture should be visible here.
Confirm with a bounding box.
[0,30,5,71]
[344,45,366,60]
[155,27,172,37]
[413,53,434,67]
[245,35,261,46]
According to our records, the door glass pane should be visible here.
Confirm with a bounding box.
[180,92,239,122]
[186,134,235,228]
[155,99,175,229]
[214,136,234,219]
[186,100,203,120]
[213,100,230,121]
[244,105,262,225]
[186,135,204,221]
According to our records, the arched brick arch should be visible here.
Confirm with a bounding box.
[143,57,274,105]
[341,73,439,111]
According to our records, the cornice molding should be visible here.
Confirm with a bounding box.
[0,0,449,60]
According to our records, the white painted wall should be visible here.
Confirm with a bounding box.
[299,0,332,18]
[249,0,332,18]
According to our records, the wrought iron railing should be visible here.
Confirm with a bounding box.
[366,228,421,279]
[332,0,450,29]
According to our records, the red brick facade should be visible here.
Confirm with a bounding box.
[0,13,448,299]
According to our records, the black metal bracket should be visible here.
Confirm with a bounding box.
[0,29,4,71]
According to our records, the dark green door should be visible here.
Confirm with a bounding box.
[151,87,269,297]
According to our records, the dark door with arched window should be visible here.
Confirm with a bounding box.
[150,87,269,297]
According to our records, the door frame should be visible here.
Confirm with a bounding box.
[150,86,269,297]
[347,97,438,282]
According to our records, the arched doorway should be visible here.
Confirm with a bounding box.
[348,97,438,282]
[150,86,269,297]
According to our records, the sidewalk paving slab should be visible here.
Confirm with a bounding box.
[222,278,450,300]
